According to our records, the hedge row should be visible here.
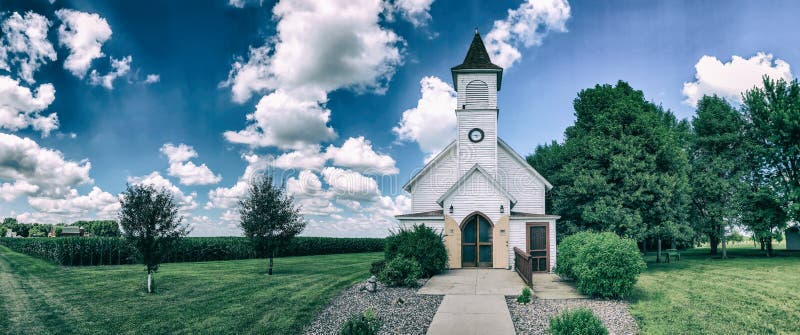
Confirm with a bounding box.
[0,236,385,266]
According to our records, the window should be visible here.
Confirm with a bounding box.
[465,80,489,105]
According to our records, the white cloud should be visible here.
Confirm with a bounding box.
[160,143,222,186]
[274,145,328,171]
[0,133,92,201]
[228,0,264,8]
[206,153,273,209]
[223,89,337,150]
[0,180,39,202]
[682,52,793,106]
[144,74,160,84]
[285,170,324,197]
[55,9,112,79]
[393,76,456,155]
[0,75,58,136]
[390,0,435,27]
[0,11,57,84]
[485,0,570,68]
[27,186,119,217]
[89,55,132,89]
[320,167,380,201]
[326,136,398,175]
[127,171,198,210]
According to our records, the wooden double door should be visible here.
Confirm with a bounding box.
[461,214,492,268]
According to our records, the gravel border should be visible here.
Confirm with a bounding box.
[506,297,639,335]
[304,279,443,335]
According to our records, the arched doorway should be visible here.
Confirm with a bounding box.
[461,213,493,267]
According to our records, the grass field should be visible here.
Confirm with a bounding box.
[0,245,381,334]
[629,243,800,334]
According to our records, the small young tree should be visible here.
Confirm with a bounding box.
[119,184,189,293]
[239,174,306,275]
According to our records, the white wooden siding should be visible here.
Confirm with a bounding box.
[457,110,497,176]
[497,145,546,214]
[442,170,510,225]
[410,148,458,212]
[456,73,497,109]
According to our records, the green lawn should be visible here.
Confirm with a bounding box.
[0,245,381,334]
[629,244,800,335]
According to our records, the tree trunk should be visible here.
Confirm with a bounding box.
[709,234,719,255]
[657,238,662,263]
[760,238,765,251]
[642,238,647,255]
[147,271,153,294]
[268,249,274,275]
[721,233,727,259]
[766,237,773,257]
[671,238,676,249]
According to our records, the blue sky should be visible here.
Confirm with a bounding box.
[1,0,798,236]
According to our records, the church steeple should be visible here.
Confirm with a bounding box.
[451,30,503,91]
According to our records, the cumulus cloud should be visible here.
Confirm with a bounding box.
[228,0,264,8]
[389,0,435,27]
[206,153,273,209]
[0,75,58,135]
[160,143,222,186]
[223,89,337,150]
[0,11,57,84]
[55,9,112,78]
[285,170,324,197]
[321,167,380,201]
[27,186,119,217]
[144,74,160,84]
[485,0,570,68]
[127,171,198,210]
[0,133,92,201]
[89,55,132,89]
[393,76,456,156]
[326,136,398,175]
[273,145,328,171]
[682,52,793,106]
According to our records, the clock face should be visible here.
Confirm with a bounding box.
[468,128,484,143]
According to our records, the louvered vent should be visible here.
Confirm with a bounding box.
[465,80,489,106]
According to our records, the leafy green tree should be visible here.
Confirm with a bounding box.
[528,81,691,259]
[239,174,306,275]
[742,76,800,222]
[119,184,189,293]
[72,220,121,237]
[28,224,51,237]
[688,96,747,255]
[742,189,787,256]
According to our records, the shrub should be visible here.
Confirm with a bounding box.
[370,260,385,276]
[516,286,532,304]
[556,232,646,298]
[379,257,422,287]
[549,308,608,335]
[0,236,385,266]
[384,225,447,277]
[340,309,380,335]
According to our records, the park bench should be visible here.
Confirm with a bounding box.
[664,249,680,263]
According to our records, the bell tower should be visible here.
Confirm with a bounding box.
[451,30,503,177]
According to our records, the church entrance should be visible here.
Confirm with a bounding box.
[461,213,493,268]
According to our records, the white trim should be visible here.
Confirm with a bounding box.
[436,163,517,207]
[396,216,444,221]
[498,138,553,190]
[402,141,456,192]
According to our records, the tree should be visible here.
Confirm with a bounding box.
[239,174,306,275]
[742,77,800,222]
[28,224,51,237]
[528,81,691,261]
[72,220,121,237]
[688,96,746,255]
[742,188,787,256]
[119,184,189,293]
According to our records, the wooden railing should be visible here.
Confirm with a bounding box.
[514,247,532,286]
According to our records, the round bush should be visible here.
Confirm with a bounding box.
[384,225,447,277]
[549,308,608,335]
[556,232,646,298]
[379,256,422,287]
[340,309,380,335]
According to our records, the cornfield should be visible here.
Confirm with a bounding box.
[0,236,385,266]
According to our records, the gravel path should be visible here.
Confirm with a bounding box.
[506,298,639,335]
[304,279,443,335]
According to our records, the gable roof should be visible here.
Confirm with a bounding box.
[436,163,517,207]
[498,138,553,190]
[402,140,456,192]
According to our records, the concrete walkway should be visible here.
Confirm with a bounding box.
[420,269,523,335]
[530,273,585,300]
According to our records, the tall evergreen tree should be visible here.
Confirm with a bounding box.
[688,95,746,255]
[528,81,691,259]
[239,174,306,275]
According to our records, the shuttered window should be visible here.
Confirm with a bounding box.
[465,80,489,106]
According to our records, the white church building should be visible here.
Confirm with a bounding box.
[396,31,559,272]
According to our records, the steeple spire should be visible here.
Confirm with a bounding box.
[451,29,503,90]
